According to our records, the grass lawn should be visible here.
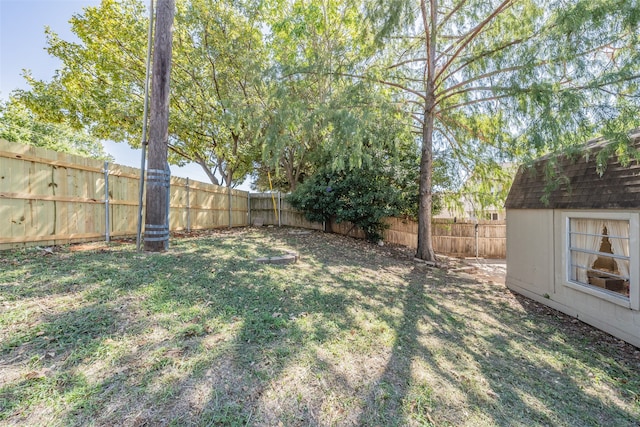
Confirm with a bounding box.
[1,227,639,426]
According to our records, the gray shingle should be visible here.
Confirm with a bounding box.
[506,133,640,209]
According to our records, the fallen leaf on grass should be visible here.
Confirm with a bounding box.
[24,370,47,380]
[166,348,184,358]
[486,390,499,399]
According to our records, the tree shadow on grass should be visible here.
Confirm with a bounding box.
[1,230,366,425]
[355,268,640,426]
[0,302,126,422]
[1,229,639,425]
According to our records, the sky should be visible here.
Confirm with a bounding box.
[0,0,236,187]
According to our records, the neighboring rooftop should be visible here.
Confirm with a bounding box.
[506,131,640,209]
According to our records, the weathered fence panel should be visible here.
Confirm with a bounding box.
[248,193,506,259]
[327,219,366,239]
[384,217,418,248]
[383,218,506,258]
[248,193,278,225]
[431,219,506,258]
[0,140,249,250]
[249,193,323,230]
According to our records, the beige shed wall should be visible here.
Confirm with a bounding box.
[506,209,640,348]
[506,209,555,296]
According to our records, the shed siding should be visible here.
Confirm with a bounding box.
[506,209,555,297]
[507,208,640,348]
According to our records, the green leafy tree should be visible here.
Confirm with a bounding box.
[358,0,640,260]
[256,0,384,191]
[287,100,431,241]
[0,98,108,159]
[17,0,267,187]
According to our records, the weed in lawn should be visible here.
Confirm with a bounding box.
[404,382,435,426]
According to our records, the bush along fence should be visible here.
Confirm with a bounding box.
[0,140,249,250]
[0,140,505,258]
[249,193,507,259]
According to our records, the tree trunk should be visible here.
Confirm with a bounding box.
[416,104,437,261]
[285,157,295,192]
[144,0,175,252]
[195,157,220,185]
[415,0,438,262]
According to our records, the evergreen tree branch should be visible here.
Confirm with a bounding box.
[437,0,469,32]
[438,93,512,113]
[433,123,473,175]
[387,57,428,70]
[437,65,528,99]
[434,0,515,84]
[322,71,428,100]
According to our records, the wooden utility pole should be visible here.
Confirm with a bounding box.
[144,0,175,252]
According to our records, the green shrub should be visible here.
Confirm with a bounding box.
[287,166,403,242]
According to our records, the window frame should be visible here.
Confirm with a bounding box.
[562,211,639,310]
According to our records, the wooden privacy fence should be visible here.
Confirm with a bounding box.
[0,140,249,250]
[430,218,506,259]
[248,193,323,230]
[249,193,506,259]
[0,140,505,258]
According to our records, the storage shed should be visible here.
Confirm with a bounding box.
[505,132,640,348]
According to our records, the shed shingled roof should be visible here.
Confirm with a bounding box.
[505,133,640,210]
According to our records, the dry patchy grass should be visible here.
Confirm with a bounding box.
[1,227,639,426]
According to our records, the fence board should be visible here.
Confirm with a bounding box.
[1,140,504,258]
[247,195,506,259]
[248,194,324,230]
[0,140,249,250]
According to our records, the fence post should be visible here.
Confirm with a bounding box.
[165,164,171,250]
[186,177,191,233]
[104,161,110,243]
[278,191,281,227]
[228,186,232,228]
[475,221,479,258]
[247,192,251,226]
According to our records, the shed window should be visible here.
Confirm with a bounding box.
[568,218,630,298]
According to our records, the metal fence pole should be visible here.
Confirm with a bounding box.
[186,177,191,233]
[247,192,251,226]
[278,191,281,227]
[165,164,171,250]
[104,161,110,243]
[136,0,155,252]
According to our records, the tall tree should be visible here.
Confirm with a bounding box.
[0,98,108,159]
[171,0,268,186]
[361,0,640,260]
[17,0,267,187]
[257,0,403,192]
